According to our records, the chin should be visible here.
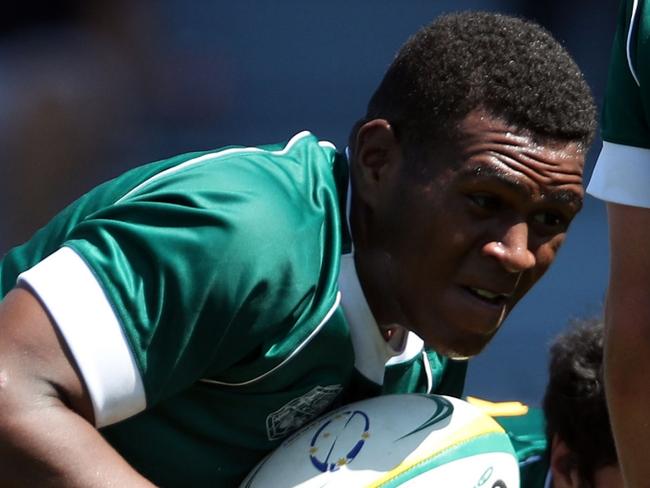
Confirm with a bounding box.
[420,324,498,359]
[437,342,486,360]
[405,304,506,358]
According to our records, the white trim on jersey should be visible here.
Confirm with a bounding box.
[587,141,650,208]
[544,469,552,488]
[627,0,641,86]
[344,146,355,254]
[420,350,434,393]
[17,247,146,428]
[199,291,342,387]
[385,333,425,367]
[117,131,334,203]
[338,253,424,385]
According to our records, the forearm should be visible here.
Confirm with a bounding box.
[605,285,650,487]
[0,287,155,486]
[604,203,650,487]
[0,402,155,487]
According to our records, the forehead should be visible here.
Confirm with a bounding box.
[443,110,586,199]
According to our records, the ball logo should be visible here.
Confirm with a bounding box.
[474,466,508,488]
[309,410,370,472]
[307,395,454,474]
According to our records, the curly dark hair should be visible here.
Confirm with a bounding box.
[543,317,617,484]
[355,11,596,157]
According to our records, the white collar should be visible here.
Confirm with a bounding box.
[338,252,424,385]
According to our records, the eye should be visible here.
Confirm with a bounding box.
[531,211,569,231]
[468,193,501,212]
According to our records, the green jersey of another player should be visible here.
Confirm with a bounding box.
[588,0,650,207]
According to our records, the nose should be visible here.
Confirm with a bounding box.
[482,222,536,273]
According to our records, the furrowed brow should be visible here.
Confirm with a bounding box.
[544,190,583,211]
[462,165,583,210]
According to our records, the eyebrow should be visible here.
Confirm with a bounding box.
[461,165,584,209]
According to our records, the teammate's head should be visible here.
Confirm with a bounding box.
[348,12,596,358]
[352,11,596,161]
[543,318,621,488]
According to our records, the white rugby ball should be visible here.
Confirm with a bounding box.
[240,394,519,487]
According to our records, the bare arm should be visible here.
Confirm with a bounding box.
[604,202,650,487]
[0,286,155,487]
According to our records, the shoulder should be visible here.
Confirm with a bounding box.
[123,132,338,198]
[123,132,340,230]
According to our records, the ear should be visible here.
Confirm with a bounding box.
[351,119,402,208]
[550,434,582,488]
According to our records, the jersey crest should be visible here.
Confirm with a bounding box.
[266,385,343,441]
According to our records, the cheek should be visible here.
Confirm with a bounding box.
[385,186,472,275]
[533,234,566,270]
[593,465,624,488]
[404,221,468,276]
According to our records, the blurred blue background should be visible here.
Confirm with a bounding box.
[0,0,617,405]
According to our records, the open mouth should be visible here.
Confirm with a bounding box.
[465,286,510,306]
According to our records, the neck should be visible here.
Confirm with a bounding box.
[349,192,406,331]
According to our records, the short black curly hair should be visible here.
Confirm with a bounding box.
[543,318,617,484]
[356,11,596,156]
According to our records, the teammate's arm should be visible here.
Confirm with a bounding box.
[603,202,650,487]
[0,286,155,487]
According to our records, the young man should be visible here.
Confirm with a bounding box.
[586,0,650,485]
[478,319,621,488]
[0,12,596,487]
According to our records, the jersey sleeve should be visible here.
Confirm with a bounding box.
[588,0,650,208]
[19,247,145,427]
[18,147,341,427]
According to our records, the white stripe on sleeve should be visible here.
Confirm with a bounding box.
[587,141,650,208]
[18,246,146,427]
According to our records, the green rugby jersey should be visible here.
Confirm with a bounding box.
[0,131,466,486]
[588,0,650,208]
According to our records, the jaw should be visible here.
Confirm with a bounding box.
[401,288,517,359]
[404,306,505,359]
[424,324,501,359]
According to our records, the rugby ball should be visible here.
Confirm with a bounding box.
[240,394,519,487]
